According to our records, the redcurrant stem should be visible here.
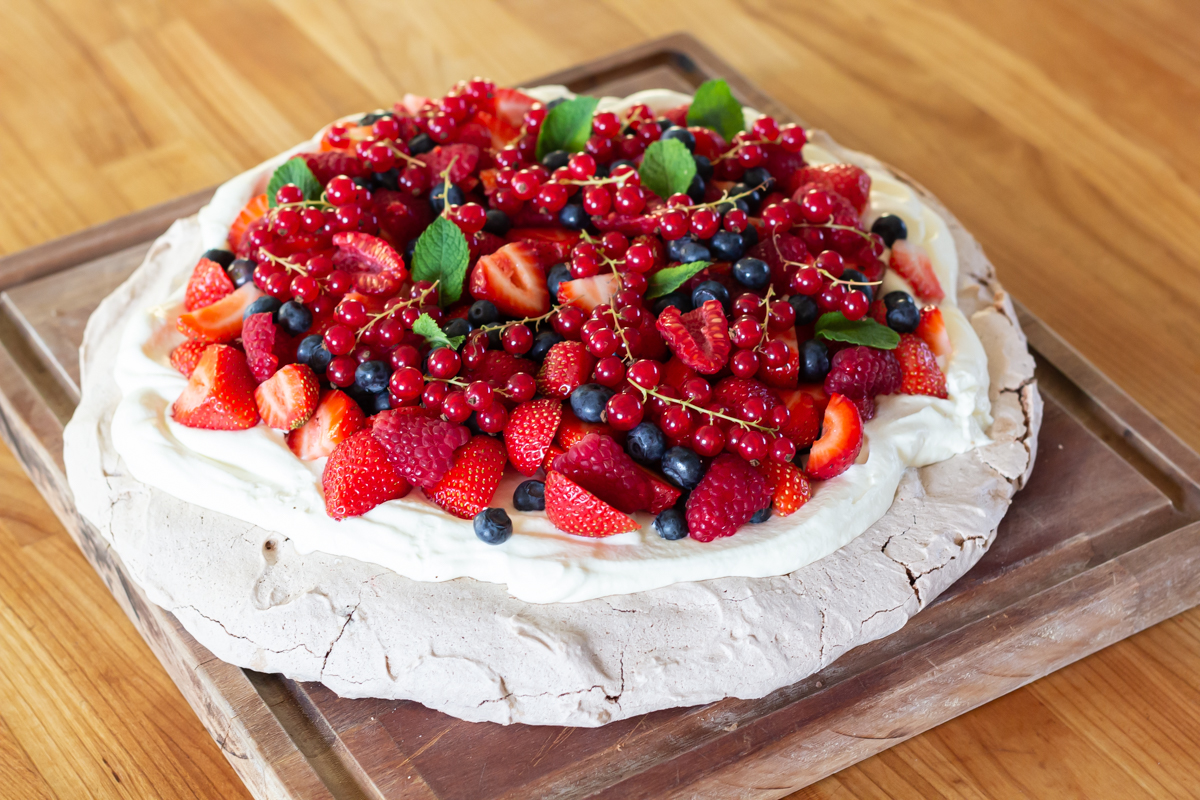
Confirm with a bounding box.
[382,140,427,169]
[660,180,769,216]
[478,309,556,332]
[360,280,440,334]
[709,136,774,164]
[558,172,635,189]
[751,284,776,356]
[438,155,460,218]
[773,230,883,289]
[261,251,308,276]
[428,374,515,400]
[634,384,777,434]
[273,199,335,213]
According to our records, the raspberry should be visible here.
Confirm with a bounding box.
[896,334,949,398]
[370,410,472,488]
[686,454,771,542]
[655,300,731,375]
[242,312,281,383]
[822,346,901,421]
[550,433,651,514]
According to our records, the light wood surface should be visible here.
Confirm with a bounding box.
[1,1,1198,798]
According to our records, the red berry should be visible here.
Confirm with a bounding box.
[336,299,367,328]
[681,377,712,405]
[751,116,780,141]
[585,134,615,162]
[427,348,461,379]
[465,381,493,409]
[658,209,689,240]
[730,348,760,377]
[552,306,586,339]
[791,267,823,296]
[600,231,628,258]
[275,183,304,206]
[582,185,611,215]
[523,105,547,130]
[815,249,845,278]
[390,366,425,400]
[421,380,448,412]
[605,393,643,430]
[290,274,318,303]
[627,359,661,389]
[738,430,768,462]
[737,143,765,168]
[723,209,749,233]
[768,300,796,331]
[505,372,537,402]
[475,401,508,433]
[779,124,807,152]
[585,327,619,358]
[690,208,720,239]
[568,153,597,179]
[661,406,694,438]
[390,344,420,370]
[326,176,357,206]
[593,111,620,138]
[510,169,542,200]
[324,324,355,356]
[442,390,471,423]
[762,203,792,233]
[800,190,833,224]
[614,185,646,214]
[841,291,869,320]
[730,315,764,349]
[495,147,521,168]
[536,182,569,212]
[692,424,725,457]
[372,116,400,139]
[593,357,626,388]
[453,202,487,234]
[770,436,796,463]
[327,355,357,387]
[624,242,656,273]
[741,396,769,423]
[762,339,790,368]
[817,284,846,313]
[501,324,533,354]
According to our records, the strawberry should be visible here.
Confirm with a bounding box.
[254,363,319,431]
[506,227,581,263]
[556,273,620,313]
[242,312,281,382]
[895,334,949,398]
[889,240,944,303]
[542,442,566,473]
[655,300,731,375]
[169,340,210,377]
[748,232,809,292]
[504,399,563,476]
[302,151,367,184]
[227,193,269,253]
[868,298,888,326]
[469,242,550,318]
[461,349,536,387]
[544,471,639,537]
[757,326,800,389]
[791,164,871,214]
[420,144,480,185]
[774,388,822,447]
[536,341,595,399]
[551,433,651,514]
[171,344,260,430]
[176,283,262,343]
[761,143,807,194]
[758,460,811,517]
[286,389,366,460]
[713,377,776,417]
[185,257,236,311]
[322,429,411,520]
[635,464,682,514]
[555,408,613,450]
[425,435,506,519]
[494,87,538,127]
[795,383,831,416]
[916,306,952,358]
[470,109,522,149]
[686,454,772,542]
[332,232,409,296]
[662,356,697,390]
[371,410,472,488]
[805,393,863,480]
[823,345,902,421]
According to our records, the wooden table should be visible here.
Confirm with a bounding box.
[2,2,1198,797]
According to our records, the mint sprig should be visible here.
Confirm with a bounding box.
[412,313,465,351]
[535,95,599,161]
[646,261,711,299]
[815,311,900,349]
[411,216,469,306]
[686,79,745,142]
[639,138,697,199]
[266,157,322,207]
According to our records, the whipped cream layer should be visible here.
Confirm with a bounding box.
[109,88,992,604]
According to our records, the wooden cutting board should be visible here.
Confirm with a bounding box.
[1,33,1198,800]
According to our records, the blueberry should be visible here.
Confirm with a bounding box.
[711,231,745,262]
[654,507,689,540]
[370,168,400,191]
[570,383,613,424]
[367,390,392,414]
[886,302,920,333]
[529,329,563,362]
[541,149,571,171]
[798,339,831,383]
[692,154,713,180]
[729,181,763,210]
[443,317,470,341]
[355,360,390,393]
[686,174,706,203]
[610,159,636,173]
[559,203,587,230]
[403,237,418,266]
[661,126,696,152]
[277,300,313,336]
[666,235,695,262]
[842,268,873,303]
[486,327,502,349]
[408,132,435,155]
[358,111,390,126]
[661,446,704,490]
[202,248,235,268]
[468,300,500,327]
[741,167,775,193]
[430,183,465,213]
[884,290,915,311]
[713,195,750,216]
[871,214,908,247]
[483,208,511,236]
[676,239,711,264]
[732,256,769,289]
[546,263,571,301]
[788,294,819,326]
[741,222,759,248]
[750,505,773,524]
[244,295,282,320]
[547,97,567,110]
[473,508,513,545]
[227,258,255,287]
[652,292,691,315]
[296,335,326,368]
[626,422,666,465]
[513,480,546,512]
[656,117,673,132]
[691,280,729,312]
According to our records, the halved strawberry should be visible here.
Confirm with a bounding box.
[758,460,811,516]
[536,341,595,400]
[916,306,952,358]
[896,334,949,398]
[469,109,521,149]
[774,387,823,448]
[176,283,262,343]
[655,299,731,375]
[254,364,319,431]
[791,164,871,214]
[172,344,259,430]
[542,442,566,473]
[185,257,236,311]
[795,383,830,415]
[556,407,614,449]
[425,435,506,519]
[469,242,550,318]
[420,143,480,185]
[556,273,619,313]
[506,227,581,263]
[227,193,269,253]
[544,471,639,538]
[805,393,863,480]
[332,232,410,296]
[635,464,682,514]
[889,240,944,303]
[494,87,538,127]
[551,433,651,514]
[322,429,411,520]
[504,399,563,476]
[169,340,210,377]
[286,389,367,460]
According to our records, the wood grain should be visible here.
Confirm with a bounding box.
[1,1,1199,798]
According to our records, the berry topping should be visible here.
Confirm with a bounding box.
[551,433,652,514]
[169,340,209,378]
[254,364,319,431]
[635,464,682,514]
[915,306,952,358]
[883,290,920,332]
[176,283,262,343]
[805,393,863,480]
[888,240,944,303]
[536,340,595,399]
[171,344,260,430]
[822,346,902,421]
[185,257,236,311]
[895,334,949,398]
[655,300,731,375]
[504,398,563,477]
[543,471,639,538]
[870,214,908,247]
[473,507,513,545]
[469,241,551,317]
[686,454,771,542]
[286,389,367,460]
[242,312,284,383]
[773,388,822,448]
[513,479,546,511]
[332,232,409,296]
[653,507,688,540]
[322,429,411,520]
[792,164,872,215]
[660,445,704,490]
[758,460,811,517]
[370,409,472,488]
[425,435,506,519]
[557,273,620,312]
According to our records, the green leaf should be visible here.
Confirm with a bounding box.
[535,95,599,161]
[815,312,900,350]
[266,157,322,208]
[411,216,470,306]
[638,138,697,199]
[686,79,745,142]
[646,261,711,299]
[412,313,466,351]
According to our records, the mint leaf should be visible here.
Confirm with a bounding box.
[646,261,711,299]
[266,157,322,207]
[535,95,599,162]
[412,216,470,306]
[639,138,697,199]
[686,79,745,142]
[412,313,465,351]
[815,312,900,350]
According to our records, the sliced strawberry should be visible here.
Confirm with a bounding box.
[469,242,550,318]
[551,433,651,514]
[655,300,731,375]
[774,387,822,448]
[506,227,581,263]
[469,109,522,149]
[332,232,410,296]
[555,407,613,449]
[896,334,949,398]
[176,283,262,343]
[286,389,367,460]
[635,464,682,514]
[556,273,619,313]
[254,364,319,431]
[889,240,944,303]
[805,393,863,480]
[795,383,831,415]
[169,340,210,377]
[686,454,772,542]
[791,164,871,214]
[322,429,411,520]
[504,399,563,476]
[544,471,639,538]
[420,143,480,185]
[494,87,538,127]
[242,312,280,383]
[185,257,236,311]
[916,306,952,358]
[425,435,507,519]
[758,460,811,516]
[171,344,259,430]
[371,410,472,489]
[536,341,595,399]
[757,326,800,389]
[542,442,566,474]
[227,193,269,253]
